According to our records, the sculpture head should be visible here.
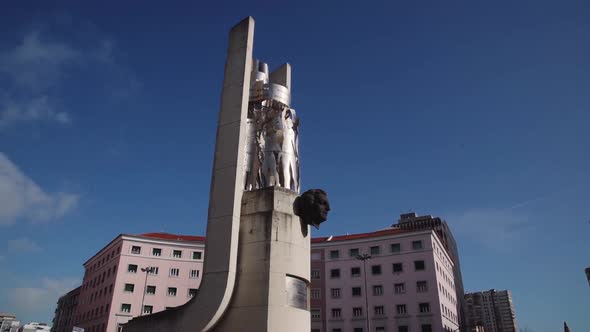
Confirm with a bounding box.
[294,189,330,229]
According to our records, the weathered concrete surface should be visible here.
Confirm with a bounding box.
[123,16,254,332]
[213,187,310,332]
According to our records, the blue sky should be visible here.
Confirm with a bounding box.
[0,1,588,330]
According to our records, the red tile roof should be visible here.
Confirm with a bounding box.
[311,228,409,243]
[138,232,206,242]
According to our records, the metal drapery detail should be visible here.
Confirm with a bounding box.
[244,59,300,192]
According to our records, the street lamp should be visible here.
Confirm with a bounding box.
[140,266,154,315]
[356,253,371,332]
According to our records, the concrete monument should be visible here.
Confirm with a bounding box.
[123,16,329,332]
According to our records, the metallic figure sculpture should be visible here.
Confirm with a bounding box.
[294,189,330,229]
[244,60,300,192]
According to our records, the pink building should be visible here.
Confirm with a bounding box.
[310,228,460,332]
[57,218,464,332]
[72,233,205,332]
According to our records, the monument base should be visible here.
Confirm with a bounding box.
[214,187,310,331]
[123,187,310,332]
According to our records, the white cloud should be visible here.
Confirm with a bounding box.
[447,208,530,250]
[9,277,80,320]
[0,152,79,226]
[7,237,42,252]
[0,31,80,90]
[0,95,71,128]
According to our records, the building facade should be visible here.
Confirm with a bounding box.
[0,313,20,332]
[55,216,465,332]
[585,267,590,287]
[394,213,466,331]
[464,290,517,332]
[310,228,460,332]
[51,286,81,332]
[71,233,205,332]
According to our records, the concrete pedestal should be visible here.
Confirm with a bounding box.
[214,187,310,331]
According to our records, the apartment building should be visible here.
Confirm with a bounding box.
[464,290,517,332]
[71,233,205,332]
[310,228,460,332]
[55,215,465,332]
[51,286,81,332]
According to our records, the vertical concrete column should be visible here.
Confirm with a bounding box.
[122,17,254,332]
[214,187,311,332]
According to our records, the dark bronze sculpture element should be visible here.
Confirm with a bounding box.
[294,189,330,229]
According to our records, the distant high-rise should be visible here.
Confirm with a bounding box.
[464,289,518,332]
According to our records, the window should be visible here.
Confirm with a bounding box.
[394,283,405,294]
[354,329,363,332]
[127,264,138,273]
[398,326,409,332]
[412,240,423,250]
[330,269,340,278]
[370,246,381,255]
[331,308,341,318]
[311,309,321,319]
[330,250,339,259]
[349,248,360,257]
[311,270,321,279]
[311,289,321,299]
[396,304,407,315]
[374,305,385,316]
[188,288,198,297]
[421,325,432,332]
[376,328,385,332]
[353,307,363,317]
[148,267,159,275]
[373,285,383,296]
[169,268,179,277]
[167,287,177,296]
[192,251,202,260]
[120,303,131,313]
[146,285,156,295]
[152,248,161,256]
[351,267,361,277]
[131,246,141,254]
[190,269,199,278]
[392,263,403,273]
[124,283,134,292]
[414,260,425,271]
[331,288,341,298]
[352,287,362,297]
[419,303,430,313]
[172,250,182,258]
[391,243,401,253]
[332,329,342,332]
[143,305,153,315]
[417,281,428,292]
[371,265,382,275]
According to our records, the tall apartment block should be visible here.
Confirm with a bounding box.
[54,213,465,332]
[464,289,518,332]
[71,233,205,332]
[310,227,460,332]
[394,213,466,331]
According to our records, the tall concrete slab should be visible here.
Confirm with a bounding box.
[123,16,254,332]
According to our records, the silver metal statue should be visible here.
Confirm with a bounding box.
[244,60,300,192]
